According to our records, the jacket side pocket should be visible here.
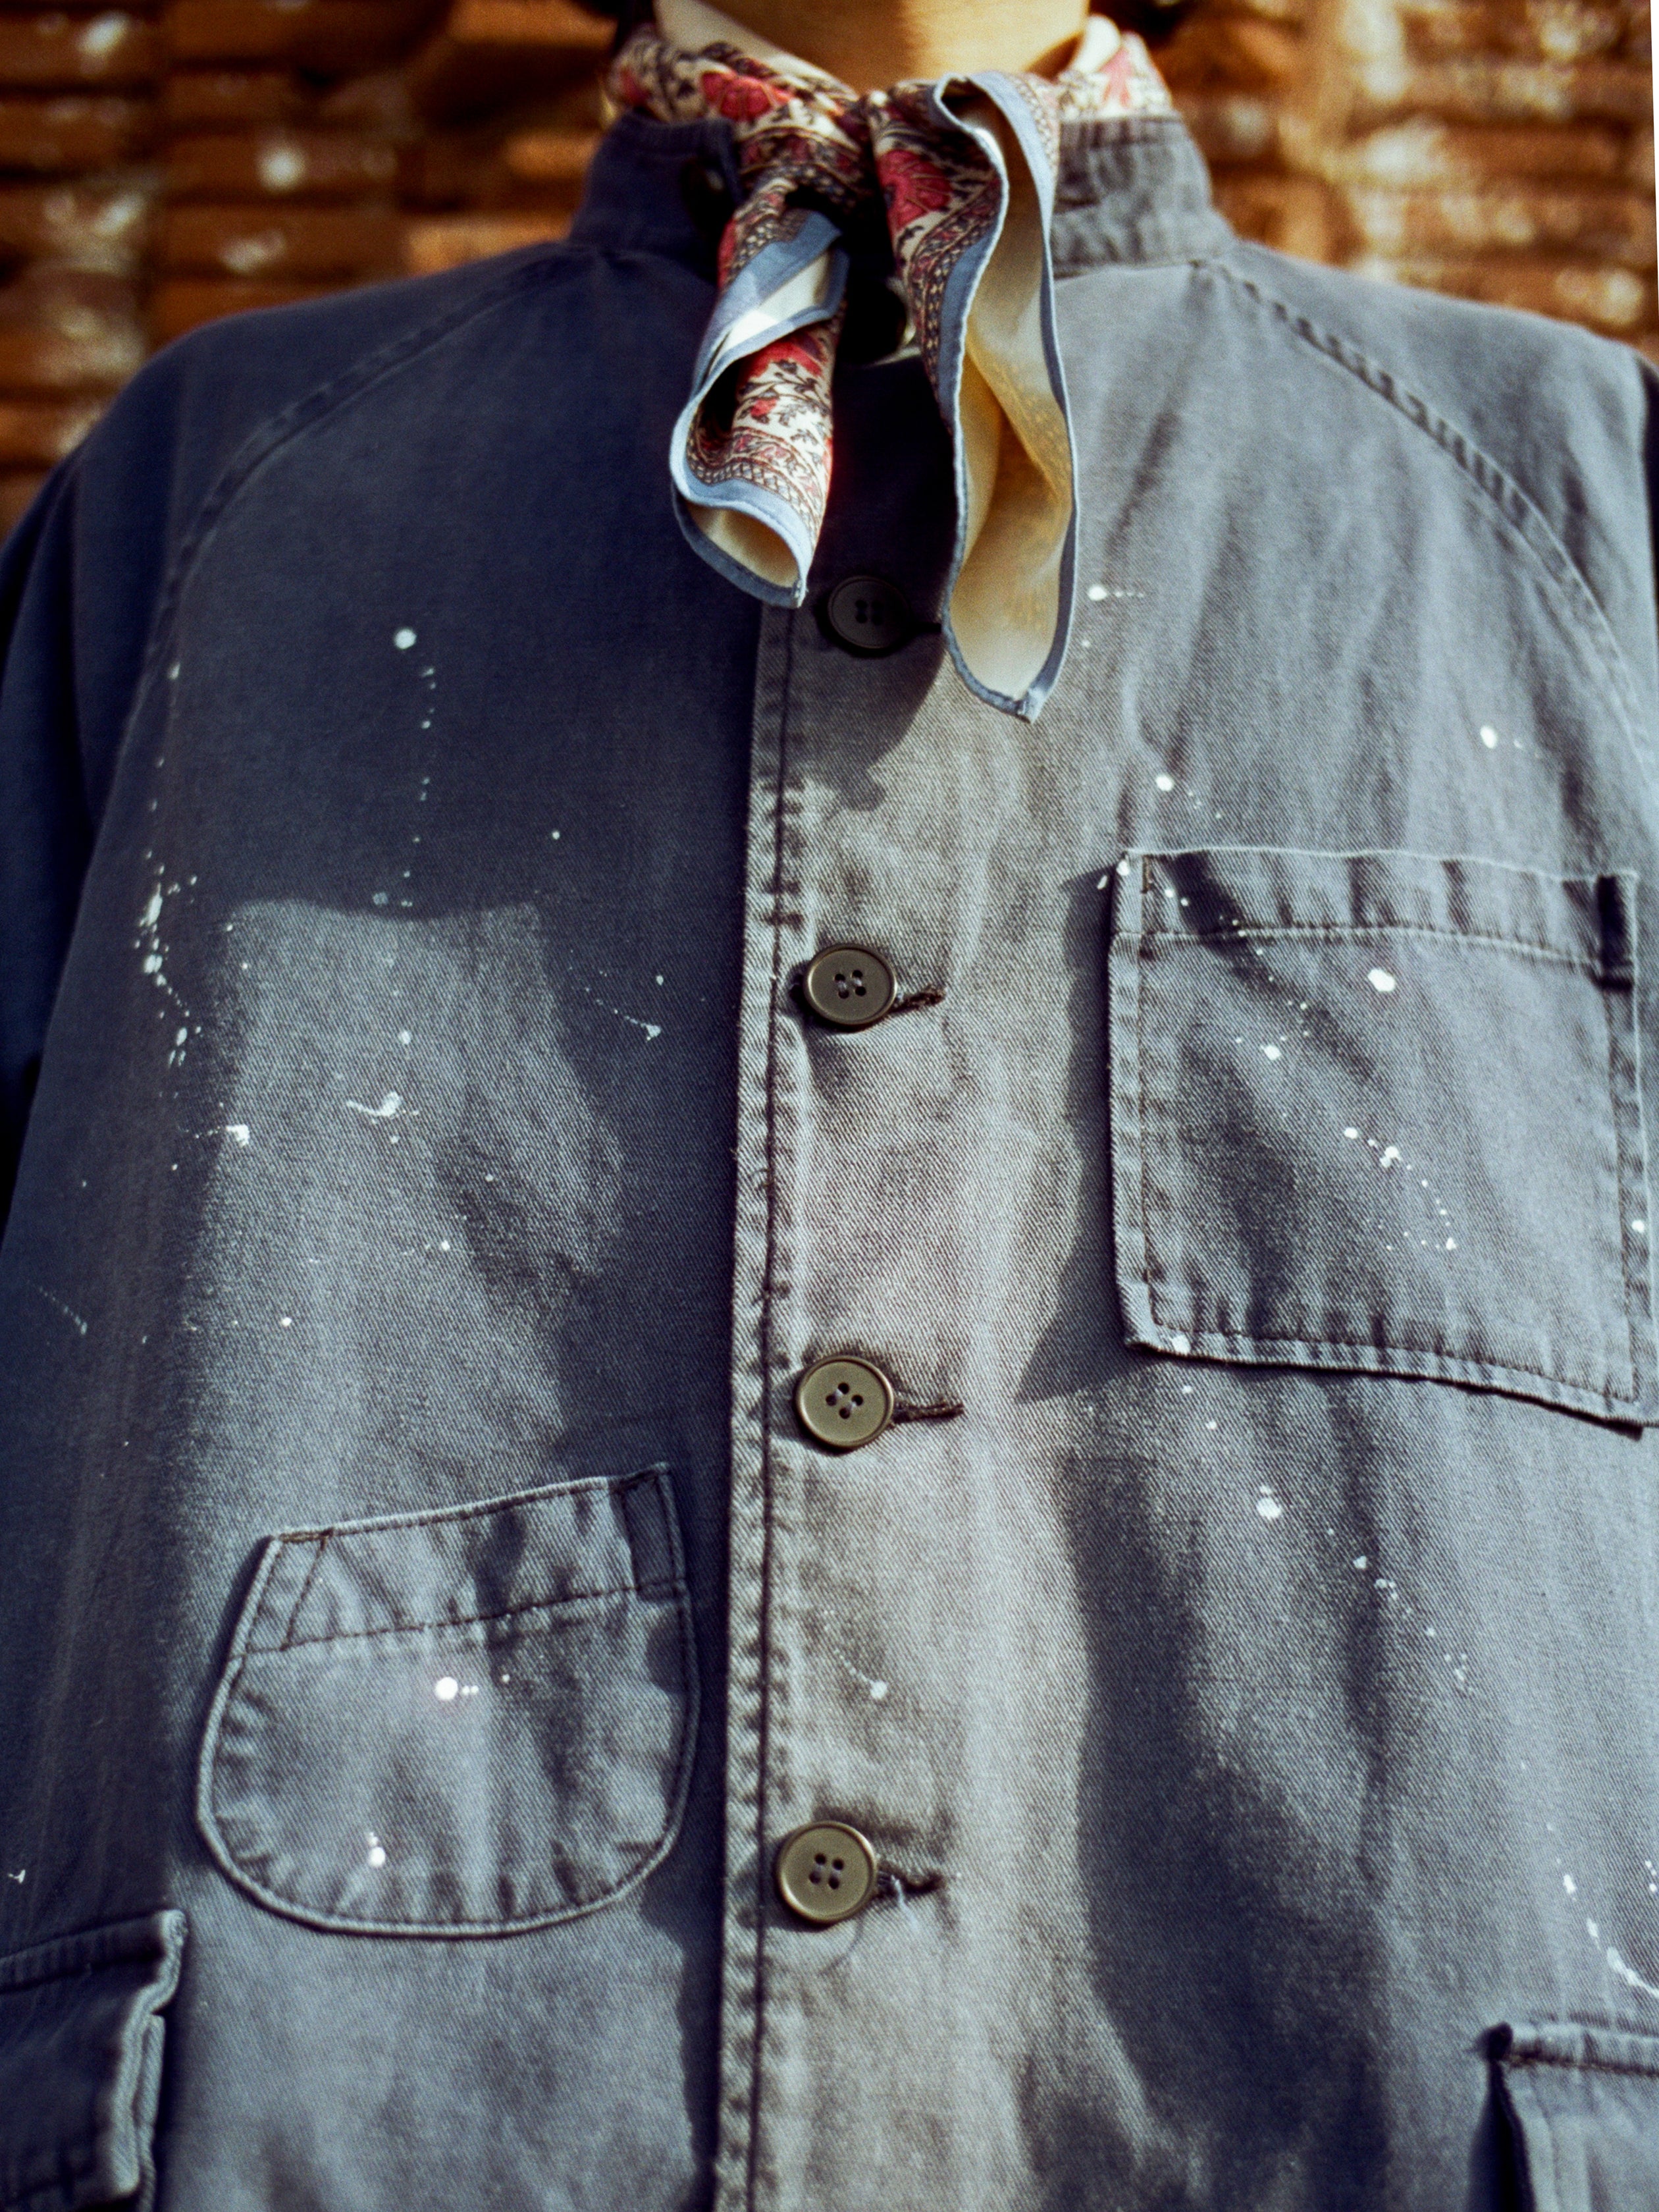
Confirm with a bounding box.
[197,1466,698,1936]
[1492,2019,1659,2210]
[0,1911,186,2212]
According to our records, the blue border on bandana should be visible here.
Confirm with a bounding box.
[670,215,848,605]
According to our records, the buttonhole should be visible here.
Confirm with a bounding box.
[891,1395,964,1426]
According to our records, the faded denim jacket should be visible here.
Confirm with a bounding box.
[2,99,1659,2212]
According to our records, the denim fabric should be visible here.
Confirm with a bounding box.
[0,1912,184,2212]
[1109,848,1656,1424]
[1,103,1659,2212]
[198,1470,696,1933]
[1493,2022,1659,2211]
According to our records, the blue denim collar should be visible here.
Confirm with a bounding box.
[568,107,1232,279]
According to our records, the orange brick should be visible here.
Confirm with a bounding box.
[0,323,143,390]
[1342,119,1627,184]
[1359,59,1654,128]
[1346,182,1656,265]
[159,201,402,275]
[149,273,330,338]
[395,128,493,207]
[1377,252,1657,331]
[0,395,105,464]
[167,126,398,197]
[1172,91,1278,164]
[0,95,149,170]
[162,67,298,126]
[401,209,564,273]
[0,13,161,90]
[0,470,47,533]
[1215,174,1340,259]
[406,0,610,122]
[165,0,444,74]
[1400,3,1625,63]
[0,180,154,266]
[1161,15,1304,92]
[497,126,597,188]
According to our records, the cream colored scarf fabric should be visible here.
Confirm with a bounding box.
[612,3,1172,718]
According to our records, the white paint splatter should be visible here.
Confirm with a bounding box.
[1261,1044,1282,1061]
[365,1832,388,1869]
[1155,773,1175,793]
[394,628,417,650]
[1344,1127,1360,1141]
[1169,1332,1192,1355]
[1368,968,1397,994]
[36,1285,88,1336]
[1379,1145,1402,1169]
[571,978,662,1040]
[1087,583,1109,601]
[433,1677,459,1702]
[1563,1872,1577,1894]
[345,1091,404,1121]
[1256,1488,1284,1523]
[1635,1219,1648,1235]
[1354,1555,1368,1571]
[1480,725,1500,749]
[868,1680,889,1702]
[1606,1946,1659,2001]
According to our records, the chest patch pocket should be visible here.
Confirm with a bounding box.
[1109,847,1657,1428]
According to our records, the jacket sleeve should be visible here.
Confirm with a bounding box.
[0,462,94,1223]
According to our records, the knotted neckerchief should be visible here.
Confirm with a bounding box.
[610,4,1172,719]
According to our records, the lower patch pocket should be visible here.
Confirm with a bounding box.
[196,1467,697,1935]
[0,1911,185,2212]
[1109,848,1658,1427]
[1492,2020,1659,2209]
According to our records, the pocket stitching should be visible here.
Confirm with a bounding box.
[1145,922,1602,972]
[199,1580,698,1937]
[196,1472,700,1937]
[1121,850,1653,1420]
[271,1573,650,1652]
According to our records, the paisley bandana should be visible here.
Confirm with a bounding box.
[610,1,1172,719]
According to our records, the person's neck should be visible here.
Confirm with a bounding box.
[709,0,1092,92]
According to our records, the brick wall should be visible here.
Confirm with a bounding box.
[0,0,1648,529]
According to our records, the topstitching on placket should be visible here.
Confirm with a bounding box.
[717,600,798,2212]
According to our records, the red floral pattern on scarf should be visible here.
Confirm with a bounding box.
[610,21,1171,571]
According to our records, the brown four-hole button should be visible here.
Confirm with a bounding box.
[802,944,897,1030]
[776,1820,879,1925]
[795,1354,895,1451]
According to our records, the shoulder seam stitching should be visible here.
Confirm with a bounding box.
[1213,252,1651,771]
[122,246,579,739]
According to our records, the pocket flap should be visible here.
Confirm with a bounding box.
[0,1912,186,2212]
[197,1469,698,1935]
[1494,2020,1659,2211]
